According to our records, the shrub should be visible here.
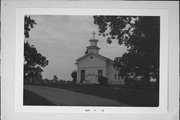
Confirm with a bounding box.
[71,71,77,84]
[125,77,136,89]
[98,76,108,86]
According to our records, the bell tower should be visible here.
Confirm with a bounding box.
[86,32,100,54]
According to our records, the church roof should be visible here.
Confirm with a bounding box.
[76,53,114,64]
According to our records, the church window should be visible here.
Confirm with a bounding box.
[98,69,103,77]
[80,70,85,83]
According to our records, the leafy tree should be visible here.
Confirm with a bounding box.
[71,71,77,83]
[24,16,37,38]
[93,16,160,86]
[52,75,58,83]
[24,16,48,84]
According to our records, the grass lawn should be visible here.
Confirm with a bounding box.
[37,84,159,107]
[23,89,55,105]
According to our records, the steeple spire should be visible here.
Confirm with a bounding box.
[86,32,100,54]
[92,31,96,39]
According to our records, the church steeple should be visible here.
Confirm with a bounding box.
[86,32,100,54]
[92,31,96,39]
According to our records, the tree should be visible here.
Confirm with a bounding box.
[71,71,77,84]
[93,16,160,86]
[24,16,37,38]
[52,75,58,83]
[24,16,49,84]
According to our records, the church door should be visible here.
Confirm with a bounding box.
[80,70,85,83]
[98,69,103,77]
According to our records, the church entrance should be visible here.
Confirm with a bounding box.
[80,70,85,83]
[79,68,104,84]
[98,69,103,77]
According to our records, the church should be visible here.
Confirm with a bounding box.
[75,32,125,85]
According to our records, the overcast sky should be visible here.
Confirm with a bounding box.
[27,15,127,80]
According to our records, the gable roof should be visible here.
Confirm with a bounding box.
[76,53,114,64]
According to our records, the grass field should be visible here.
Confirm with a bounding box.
[23,89,55,105]
[30,84,159,107]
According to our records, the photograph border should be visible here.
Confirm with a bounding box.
[1,1,179,120]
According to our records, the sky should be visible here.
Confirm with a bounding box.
[27,15,128,81]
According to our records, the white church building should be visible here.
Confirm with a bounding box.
[75,32,125,85]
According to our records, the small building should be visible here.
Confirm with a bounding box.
[75,32,124,85]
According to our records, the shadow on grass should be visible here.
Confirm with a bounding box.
[23,89,55,106]
[63,85,159,107]
[30,84,159,107]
